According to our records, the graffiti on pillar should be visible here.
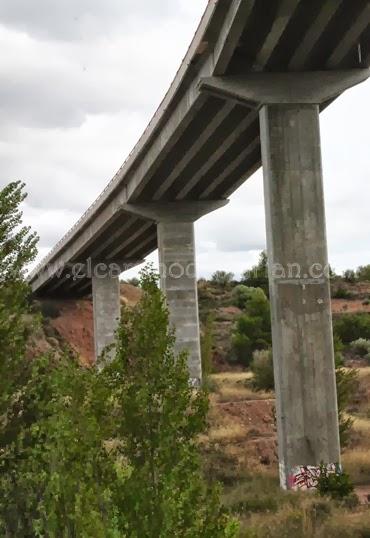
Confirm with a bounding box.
[288,463,342,491]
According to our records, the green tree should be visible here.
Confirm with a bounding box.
[0,184,237,537]
[0,181,38,421]
[242,251,269,296]
[0,357,122,537]
[343,269,356,283]
[232,288,271,366]
[102,266,238,537]
[356,264,370,282]
[0,183,122,536]
[211,270,235,289]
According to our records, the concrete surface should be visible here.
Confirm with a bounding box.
[260,103,341,489]
[92,273,121,367]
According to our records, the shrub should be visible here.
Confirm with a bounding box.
[334,335,345,367]
[334,314,370,344]
[232,285,252,309]
[232,289,271,367]
[316,465,354,501]
[332,287,354,300]
[40,299,61,319]
[231,332,253,366]
[251,349,275,392]
[336,367,360,446]
[350,338,370,359]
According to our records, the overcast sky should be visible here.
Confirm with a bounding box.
[1,0,369,280]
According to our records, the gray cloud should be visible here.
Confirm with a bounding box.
[0,24,179,128]
[0,0,175,40]
[0,0,369,278]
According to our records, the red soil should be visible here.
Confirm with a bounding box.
[41,283,142,366]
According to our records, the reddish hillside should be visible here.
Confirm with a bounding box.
[36,283,142,366]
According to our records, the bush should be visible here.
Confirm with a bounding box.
[231,332,253,366]
[40,299,61,319]
[232,285,253,309]
[332,287,354,300]
[334,314,370,344]
[232,289,271,367]
[334,335,345,367]
[232,316,270,367]
[251,350,275,392]
[336,367,360,446]
[350,338,370,359]
[316,465,354,501]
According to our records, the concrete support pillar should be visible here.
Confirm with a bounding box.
[199,69,370,490]
[157,220,201,383]
[122,200,228,385]
[92,273,121,367]
[260,104,341,490]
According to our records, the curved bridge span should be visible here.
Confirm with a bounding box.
[29,0,370,491]
[30,0,369,296]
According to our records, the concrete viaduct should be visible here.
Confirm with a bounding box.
[29,0,370,490]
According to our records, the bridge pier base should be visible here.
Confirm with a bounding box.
[92,272,121,368]
[260,104,341,490]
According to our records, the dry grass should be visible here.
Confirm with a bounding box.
[203,366,370,537]
[223,472,370,538]
[352,415,370,435]
[240,501,370,538]
[212,371,253,383]
[210,372,273,404]
[356,366,370,379]
[342,449,370,485]
[215,385,272,403]
[206,422,246,443]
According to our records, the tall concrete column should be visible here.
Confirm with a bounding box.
[260,104,340,490]
[198,70,370,490]
[122,200,228,385]
[92,272,121,367]
[157,220,201,382]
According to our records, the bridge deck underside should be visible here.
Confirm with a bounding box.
[31,0,370,297]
